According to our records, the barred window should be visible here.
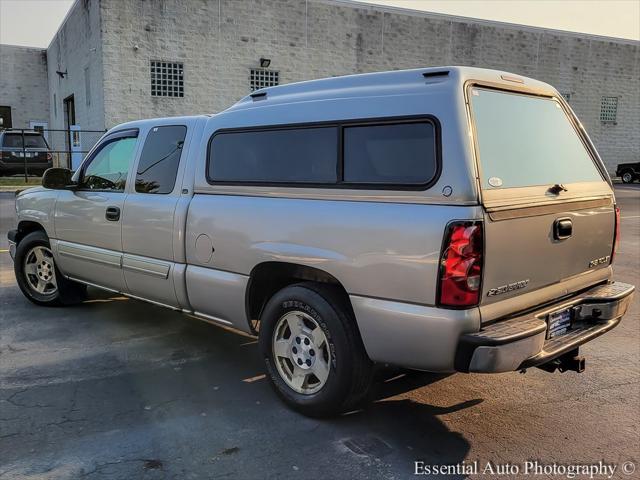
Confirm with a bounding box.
[250,68,279,92]
[151,61,184,97]
[600,96,618,124]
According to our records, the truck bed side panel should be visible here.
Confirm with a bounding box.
[186,194,482,306]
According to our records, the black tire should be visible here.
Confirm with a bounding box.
[259,282,373,417]
[14,230,87,306]
[621,170,635,184]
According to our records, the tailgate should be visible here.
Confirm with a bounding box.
[482,197,614,304]
[468,86,615,316]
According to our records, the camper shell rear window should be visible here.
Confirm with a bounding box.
[469,87,603,189]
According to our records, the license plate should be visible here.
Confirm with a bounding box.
[547,308,572,338]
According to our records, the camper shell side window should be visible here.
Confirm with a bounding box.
[206,116,441,191]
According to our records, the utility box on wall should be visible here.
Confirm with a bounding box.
[70,125,83,170]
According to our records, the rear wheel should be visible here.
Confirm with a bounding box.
[259,282,373,417]
[14,230,87,306]
[621,170,634,184]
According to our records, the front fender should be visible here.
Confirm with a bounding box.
[15,187,59,239]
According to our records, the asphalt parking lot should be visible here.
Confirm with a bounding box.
[0,186,638,480]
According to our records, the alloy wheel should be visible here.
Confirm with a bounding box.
[23,245,58,295]
[272,311,331,394]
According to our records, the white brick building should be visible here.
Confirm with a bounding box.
[0,46,49,132]
[1,0,638,172]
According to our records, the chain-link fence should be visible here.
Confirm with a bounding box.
[0,128,105,180]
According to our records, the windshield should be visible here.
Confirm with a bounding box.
[470,88,603,189]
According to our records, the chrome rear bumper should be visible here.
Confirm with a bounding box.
[455,281,635,373]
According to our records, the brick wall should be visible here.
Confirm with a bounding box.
[3,0,636,172]
[46,0,105,153]
[98,0,639,172]
[0,45,49,129]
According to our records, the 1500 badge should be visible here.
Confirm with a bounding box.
[589,256,610,268]
[487,279,530,297]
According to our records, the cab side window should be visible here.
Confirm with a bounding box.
[135,125,187,194]
[80,135,137,191]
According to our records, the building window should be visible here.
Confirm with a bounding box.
[249,68,279,92]
[600,96,618,124]
[150,61,184,97]
[0,106,12,128]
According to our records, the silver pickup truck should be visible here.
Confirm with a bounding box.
[8,67,635,417]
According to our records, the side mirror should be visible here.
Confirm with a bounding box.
[42,168,76,190]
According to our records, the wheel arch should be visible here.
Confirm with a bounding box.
[15,220,48,244]
[245,261,355,334]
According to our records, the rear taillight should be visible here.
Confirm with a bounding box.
[438,221,483,308]
[611,205,620,263]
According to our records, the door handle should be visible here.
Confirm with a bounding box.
[554,218,572,240]
[105,206,121,221]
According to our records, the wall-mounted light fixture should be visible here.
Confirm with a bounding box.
[56,69,68,78]
[259,57,271,68]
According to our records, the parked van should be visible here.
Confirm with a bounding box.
[9,67,635,416]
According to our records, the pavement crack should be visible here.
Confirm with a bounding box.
[3,388,27,404]
[0,466,19,479]
[45,417,87,430]
[79,458,163,478]
[2,386,56,409]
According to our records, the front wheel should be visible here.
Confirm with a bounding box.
[621,171,635,184]
[259,282,373,417]
[14,230,87,306]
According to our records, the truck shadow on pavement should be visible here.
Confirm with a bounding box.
[1,287,477,479]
